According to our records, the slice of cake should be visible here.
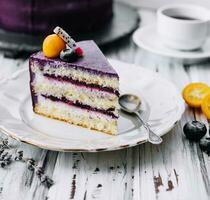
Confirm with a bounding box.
[29,40,119,135]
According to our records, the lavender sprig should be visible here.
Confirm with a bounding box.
[24,158,54,188]
[0,137,54,188]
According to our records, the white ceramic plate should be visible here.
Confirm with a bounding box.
[0,59,185,152]
[133,25,210,62]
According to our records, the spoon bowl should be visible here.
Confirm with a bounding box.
[119,94,163,145]
[119,94,141,113]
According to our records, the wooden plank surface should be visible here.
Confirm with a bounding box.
[0,8,210,200]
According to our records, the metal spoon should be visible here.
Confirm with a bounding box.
[119,94,163,144]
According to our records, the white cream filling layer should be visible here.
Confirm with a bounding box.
[35,96,117,135]
[32,74,118,113]
[31,63,119,90]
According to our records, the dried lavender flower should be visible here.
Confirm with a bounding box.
[15,150,23,161]
[2,138,8,146]
[4,154,12,162]
[40,175,54,188]
[0,162,6,168]
[18,151,23,155]
[26,159,35,171]
[0,152,8,160]
[5,160,12,166]
[36,167,44,178]
[0,149,4,155]
[45,177,54,188]
[0,159,12,168]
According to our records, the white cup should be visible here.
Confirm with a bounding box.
[157,4,210,50]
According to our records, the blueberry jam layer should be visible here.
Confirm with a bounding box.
[43,73,119,96]
[42,94,118,119]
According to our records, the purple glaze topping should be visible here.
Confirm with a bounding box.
[44,73,119,96]
[30,40,119,78]
[42,94,118,119]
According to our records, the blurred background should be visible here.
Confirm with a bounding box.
[117,0,210,9]
[0,0,209,58]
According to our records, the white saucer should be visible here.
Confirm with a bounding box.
[133,25,210,63]
[0,59,185,152]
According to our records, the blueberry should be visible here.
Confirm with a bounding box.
[199,138,210,154]
[183,121,207,141]
[60,48,77,62]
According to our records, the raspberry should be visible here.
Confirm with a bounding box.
[75,47,83,57]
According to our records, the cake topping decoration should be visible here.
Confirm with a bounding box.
[42,34,66,58]
[75,47,84,57]
[42,26,84,61]
[52,26,84,61]
[53,26,76,49]
[60,48,77,62]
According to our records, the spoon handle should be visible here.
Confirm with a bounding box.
[135,111,163,144]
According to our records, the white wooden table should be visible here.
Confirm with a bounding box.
[0,8,210,200]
